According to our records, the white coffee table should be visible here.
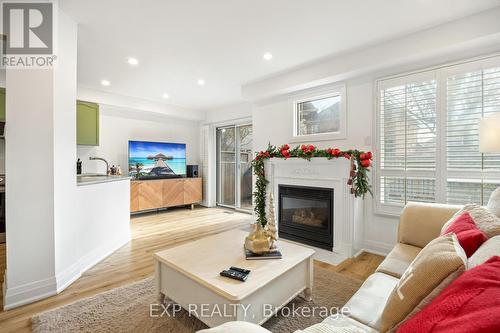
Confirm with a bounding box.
[153,229,315,328]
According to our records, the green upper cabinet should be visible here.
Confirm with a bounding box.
[77,100,99,146]
[0,88,5,121]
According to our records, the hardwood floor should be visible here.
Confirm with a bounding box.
[0,207,383,332]
[316,251,385,281]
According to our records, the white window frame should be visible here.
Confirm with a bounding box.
[291,85,347,142]
[374,54,500,216]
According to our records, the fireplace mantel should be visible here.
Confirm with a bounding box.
[265,158,362,263]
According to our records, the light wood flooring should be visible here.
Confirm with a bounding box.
[0,206,384,332]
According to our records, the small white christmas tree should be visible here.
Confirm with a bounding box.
[266,191,278,248]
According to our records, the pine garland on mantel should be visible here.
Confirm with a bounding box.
[251,143,373,227]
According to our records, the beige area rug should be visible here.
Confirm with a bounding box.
[32,267,362,333]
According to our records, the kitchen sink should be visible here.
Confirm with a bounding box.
[77,174,110,182]
[78,173,108,177]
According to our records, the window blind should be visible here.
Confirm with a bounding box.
[379,76,437,207]
[377,56,500,213]
[446,66,500,205]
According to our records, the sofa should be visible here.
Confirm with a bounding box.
[198,197,500,333]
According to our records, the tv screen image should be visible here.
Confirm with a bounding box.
[129,141,186,179]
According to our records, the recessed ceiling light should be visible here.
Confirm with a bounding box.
[127,57,139,66]
[263,52,273,60]
[101,79,110,86]
[162,93,169,99]
[197,79,205,86]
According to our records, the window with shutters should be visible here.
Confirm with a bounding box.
[376,56,500,215]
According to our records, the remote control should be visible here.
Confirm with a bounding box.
[220,269,248,282]
[230,266,251,275]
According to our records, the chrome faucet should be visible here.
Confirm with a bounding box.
[89,157,109,175]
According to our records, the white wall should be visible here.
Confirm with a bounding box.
[253,81,370,152]
[77,106,201,175]
[75,180,131,284]
[204,102,253,124]
[5,67,57,309]
[53,9,79,290]
[4,6,79,309]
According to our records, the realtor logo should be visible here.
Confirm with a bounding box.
[3,2,53,54]
[1,2,56,68]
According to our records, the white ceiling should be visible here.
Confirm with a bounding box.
[60,0,500,111]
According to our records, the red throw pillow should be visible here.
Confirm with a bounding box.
[443,212,487,257]
[397,256,500,333]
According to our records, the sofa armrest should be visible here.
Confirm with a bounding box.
[398,202,461,248]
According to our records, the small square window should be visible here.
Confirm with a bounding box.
[293,90,345,140]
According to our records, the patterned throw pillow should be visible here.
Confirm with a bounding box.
[441,204,500,239]
[380,234,467,333]
[442,212,487,257]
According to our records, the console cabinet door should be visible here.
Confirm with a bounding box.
[138,180,163,211]
[162,179,184,207]
[130,181,140,212]
[184,178,202,204]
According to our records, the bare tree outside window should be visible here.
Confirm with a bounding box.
[296,94,341,136]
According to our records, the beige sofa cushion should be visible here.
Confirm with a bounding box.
[380,234,467,333]
[298,315,377,333]
[487,187,500,218]
[399,202,461,248]
[321,316,377,333]
[344,272,399,330]
[295,323,359,333]
[376,243,421,278]
[468,235,500,269]
[441,204,500,239]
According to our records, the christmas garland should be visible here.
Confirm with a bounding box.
[252,143,373,227]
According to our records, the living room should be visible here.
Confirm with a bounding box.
[1,0,500,332]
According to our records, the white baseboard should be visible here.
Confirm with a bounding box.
[361,239,394,256]
[354,247,390,258]
[3,274,58,310]
[3,233,131,310]
[77,232,130,275]
[55,261,82,293]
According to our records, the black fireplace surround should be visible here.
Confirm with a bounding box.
[278,184,334,251]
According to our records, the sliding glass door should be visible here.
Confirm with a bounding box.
[216,124,253,210]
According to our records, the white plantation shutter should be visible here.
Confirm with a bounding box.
[446,65,500,205]
[378,73,437,208]
[377,56,500,213]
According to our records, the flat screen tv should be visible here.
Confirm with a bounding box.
[129,140,186,179]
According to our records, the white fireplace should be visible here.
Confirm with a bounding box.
[265,158,363,264]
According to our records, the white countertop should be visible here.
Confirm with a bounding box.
[77,174,131,186]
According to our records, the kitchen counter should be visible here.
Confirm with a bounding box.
[77,174,131,186]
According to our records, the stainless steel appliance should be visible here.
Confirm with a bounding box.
[0,174,5,243]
